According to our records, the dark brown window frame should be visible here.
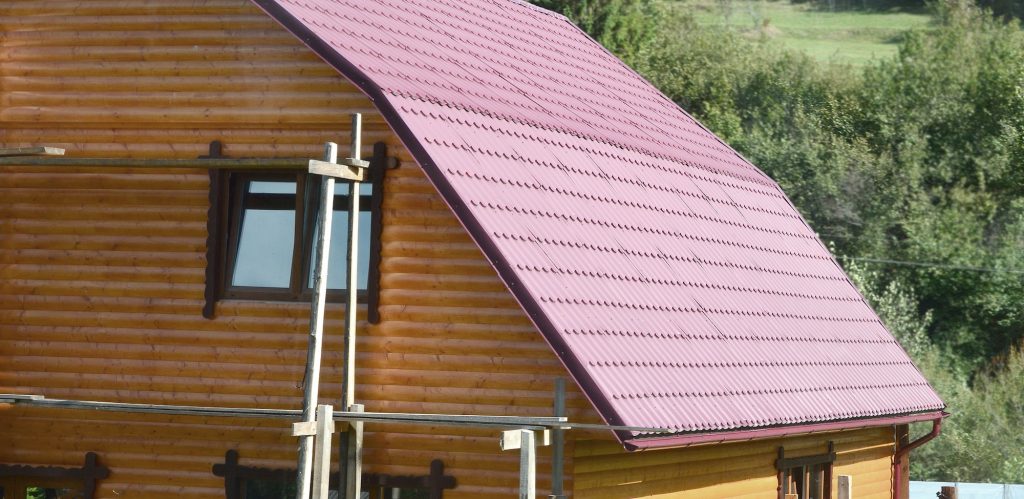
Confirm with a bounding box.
[776,441,834,499]
[0,452,109,499]
[213,450,455,499]
[203,142,388,323]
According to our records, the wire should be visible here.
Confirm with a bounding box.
[844,257,1024,275]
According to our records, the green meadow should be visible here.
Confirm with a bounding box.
[668,0,933,65]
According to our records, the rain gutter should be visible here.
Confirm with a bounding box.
[625,410,946,451]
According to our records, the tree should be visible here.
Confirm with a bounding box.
[528,0,659,64]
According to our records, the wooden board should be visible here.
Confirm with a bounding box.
[0,147,65,157]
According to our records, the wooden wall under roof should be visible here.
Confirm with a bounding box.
[575,427,896,498]
[0,1,597,497]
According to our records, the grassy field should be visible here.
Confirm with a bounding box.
[667,0,934,66]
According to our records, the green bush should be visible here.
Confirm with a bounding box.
[528,0,660,65]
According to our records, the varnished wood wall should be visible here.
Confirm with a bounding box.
[0,1,597,497]
[574,427,896,498]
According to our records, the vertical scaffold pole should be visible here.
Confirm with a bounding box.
[519,430,537,499]
[296,142,339,499]
[311,404,336,499]
[342,113,364,499]
[550,378,566,499]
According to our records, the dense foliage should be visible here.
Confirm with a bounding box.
[533,0,1024,483]
[528,0,658,64]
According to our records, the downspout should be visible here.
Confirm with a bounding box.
[892,416,944,499]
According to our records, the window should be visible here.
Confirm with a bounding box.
[203,142,388,321]
[224,173,373,298]
[0,453,109,499]
[776,442,834,499]
[213,451,455,499]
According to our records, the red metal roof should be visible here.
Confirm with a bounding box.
[252,0,944,447]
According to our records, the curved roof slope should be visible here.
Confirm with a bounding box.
[252,0,944,446]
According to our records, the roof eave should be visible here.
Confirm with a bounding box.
[624,410,948,451]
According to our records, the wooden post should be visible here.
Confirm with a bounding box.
[837,475,852,499]
[345,404,364,499]
[550,378,566,499]
[341,114,364,499]
[311,404,335,499]
[519,430,536,499]
[940,485,957,499]
[296,142,339,499]
[342,112,363,410]
[501,427,550,499]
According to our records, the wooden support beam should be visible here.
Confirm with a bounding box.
[312,405,336,499]
[0,146,65,157]
[500,429,551,450]
[292,421,317,437]
[550,378,567,499]
[345,404,364,499]
[307,159,366,181]
[518,430,536,499]
[296,142,340,499]
[343,114,366,499]
[837,475,852,499]
[341,113,364,410]
[501,428,548,499]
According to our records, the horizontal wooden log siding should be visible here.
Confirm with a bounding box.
[574,426,896,498]
[0,1,600,497]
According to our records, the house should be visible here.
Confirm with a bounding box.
[0,0,945,498]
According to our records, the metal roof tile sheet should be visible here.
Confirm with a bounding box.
[254,0,945,445]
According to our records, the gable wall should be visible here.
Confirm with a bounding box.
[575,426,895,498]
[0,1,600,497]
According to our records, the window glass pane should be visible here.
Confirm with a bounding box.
[249,181,297,194]
[335,182,373,196]
[244,479,296,499]
[308,211,372,290]
[232,181,296,288]
[26,487,80,499]
[386,489,429,499]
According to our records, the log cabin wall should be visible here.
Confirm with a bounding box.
[0,1,599,497]
[574,426,896,498]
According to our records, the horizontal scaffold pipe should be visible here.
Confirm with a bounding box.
[0,394,670,433]
[0,157,311,169]
[0,156,399,169]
